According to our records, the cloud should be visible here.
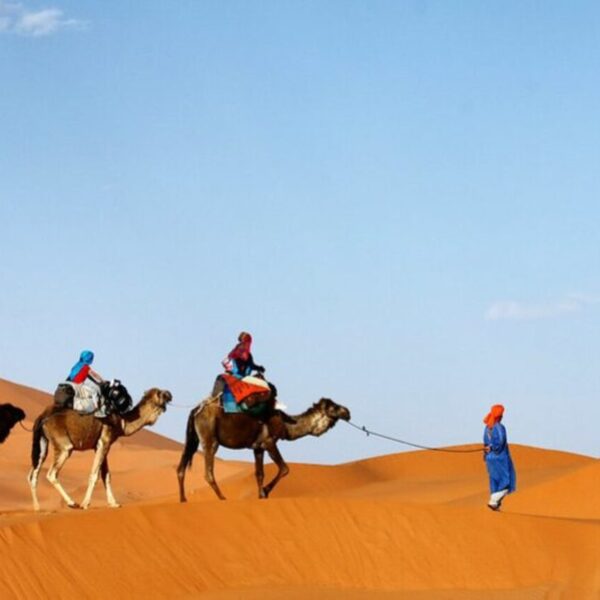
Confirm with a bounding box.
[0,1,85,36]
[485,293,600,321]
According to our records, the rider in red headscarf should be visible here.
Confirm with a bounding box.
[222,332,264,377]
[211,332,265,397]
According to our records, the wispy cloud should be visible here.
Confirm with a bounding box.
[485,293,600,321]
[0,1,85,36]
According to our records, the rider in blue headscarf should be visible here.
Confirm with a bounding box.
[54,350,105,413]
[67,350,102,384]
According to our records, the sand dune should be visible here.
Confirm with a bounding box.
[0,377,598,599]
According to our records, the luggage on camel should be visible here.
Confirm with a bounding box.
[101,380,133,414]
[53,379,132,417]
[54,381,100,413]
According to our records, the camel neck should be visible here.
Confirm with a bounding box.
[284,408,332,441]
[120,401,161,436]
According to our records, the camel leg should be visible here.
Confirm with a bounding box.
[28,435,48,512]
[177,414,201,503]
[263,443,289,498]
[46,445,78,508]
[80,442,109,510]
[177,462,188,503]
[100,456,120,508]
[254,448,267,499]
[203,440,226,500]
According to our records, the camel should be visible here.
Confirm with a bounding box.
[177,397,350,501]
[28,388,172,511]
[0,403,26,444]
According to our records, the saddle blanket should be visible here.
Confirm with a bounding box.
[221,374,270,404]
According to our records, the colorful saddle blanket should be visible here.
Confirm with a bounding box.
[221,374,271,416]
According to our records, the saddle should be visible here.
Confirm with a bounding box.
[219,374,274,416]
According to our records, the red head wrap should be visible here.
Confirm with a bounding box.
[483,404,505,429]
[228,332,252,362]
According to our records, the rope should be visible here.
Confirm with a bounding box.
[18,420,34,433]
[345,420,483,454]
[169,402,201,410]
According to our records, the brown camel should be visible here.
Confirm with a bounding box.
[0,403,26,444]
[28,388,172,511]
[177,397,350,501]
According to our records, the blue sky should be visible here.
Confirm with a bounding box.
[1,1,598,463]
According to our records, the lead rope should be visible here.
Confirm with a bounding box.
[168,402,201,409]
[19,420,34,433]
[345,420,483,453]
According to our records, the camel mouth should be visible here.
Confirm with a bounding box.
[338,408,351,421]
[160,390,173,410]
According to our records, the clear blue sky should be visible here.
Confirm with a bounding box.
[1,1,598,462]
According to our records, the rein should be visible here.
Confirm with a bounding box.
[345,420,483,454]
[169,402,202,409]
[18,420,34,433]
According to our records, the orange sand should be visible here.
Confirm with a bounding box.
[0,377,598,599]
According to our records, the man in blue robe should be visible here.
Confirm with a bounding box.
[484,404,516,510]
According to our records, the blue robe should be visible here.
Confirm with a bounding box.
[484,423,516,494]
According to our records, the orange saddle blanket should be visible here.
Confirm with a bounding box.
[221,374,271,404]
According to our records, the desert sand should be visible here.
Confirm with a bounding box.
[0,377,597,599]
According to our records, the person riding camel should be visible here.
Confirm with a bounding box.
[211,332,277,412]
[211,332,264,397]
[222,332,265,378]
[54,350,105,413]
[67,350,104,386]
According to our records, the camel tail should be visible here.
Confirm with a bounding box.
[180,409,200,470]
[30,414,47,469]
[177,409,200,502]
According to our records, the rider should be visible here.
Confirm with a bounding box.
[222,332,264,377]
[211,332,265,398]
[67,350,103,386]
[57,350,105,413]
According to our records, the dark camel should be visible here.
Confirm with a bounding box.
[177,397,350,501]
[28,388,172,511]
[0,403,26,444]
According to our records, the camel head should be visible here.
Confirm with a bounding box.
[316,398,351,422]
[140,388,172,418]
[308,398,351,436]
[0,403,26,444]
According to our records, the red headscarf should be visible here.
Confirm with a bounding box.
[483,404,505,429]
[228,332,252,362]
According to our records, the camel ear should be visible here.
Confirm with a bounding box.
[318,398,332,410]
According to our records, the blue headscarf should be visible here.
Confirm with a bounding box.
[68,350,94,381]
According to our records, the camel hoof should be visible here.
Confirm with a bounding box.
[67,503,80,510]
[108,503,121,509]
